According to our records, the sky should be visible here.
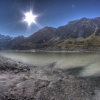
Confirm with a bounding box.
[0,0,100,37]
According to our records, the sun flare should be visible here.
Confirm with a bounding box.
[24,11,36,25]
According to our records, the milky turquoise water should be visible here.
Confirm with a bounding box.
[0,51,100,77]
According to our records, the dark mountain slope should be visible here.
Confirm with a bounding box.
[13,17,100,50]
[0,35,25,50]
[22,27,56,44]
[12,27,56,50]
[54,17,100,39]
[6,36,25,49]
[0,34,12,50]
[1,17,100,50]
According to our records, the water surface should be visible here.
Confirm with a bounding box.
[0,51,100,77]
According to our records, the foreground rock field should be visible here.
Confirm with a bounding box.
[0,56,100,100]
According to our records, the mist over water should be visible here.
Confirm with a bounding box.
[0,51,100,77]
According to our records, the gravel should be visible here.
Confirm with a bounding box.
[0,56,99,100]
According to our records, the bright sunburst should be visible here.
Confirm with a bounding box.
[24,11,36,25]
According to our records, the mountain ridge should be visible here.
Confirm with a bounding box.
[1,17,100,51]
[0,35,25,50]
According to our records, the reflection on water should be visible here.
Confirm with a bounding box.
[0,51,100,77]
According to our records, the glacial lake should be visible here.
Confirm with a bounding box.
[0,51,100,77]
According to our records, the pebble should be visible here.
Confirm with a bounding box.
[0,56,99,100]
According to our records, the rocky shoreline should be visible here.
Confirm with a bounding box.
[0,56,100,100]
[2,49,100,53]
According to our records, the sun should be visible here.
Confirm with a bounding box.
[24,11,36,25]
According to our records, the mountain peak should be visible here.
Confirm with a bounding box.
[1,17,100,50]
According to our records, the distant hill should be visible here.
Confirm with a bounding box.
[1,17,100,51]
[0,34,12,50]
[6,36,25,49]
[0,35,25,50]
[22,26,56,44]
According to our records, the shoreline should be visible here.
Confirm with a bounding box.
[0,49,100,53]
[0,56,99,99]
